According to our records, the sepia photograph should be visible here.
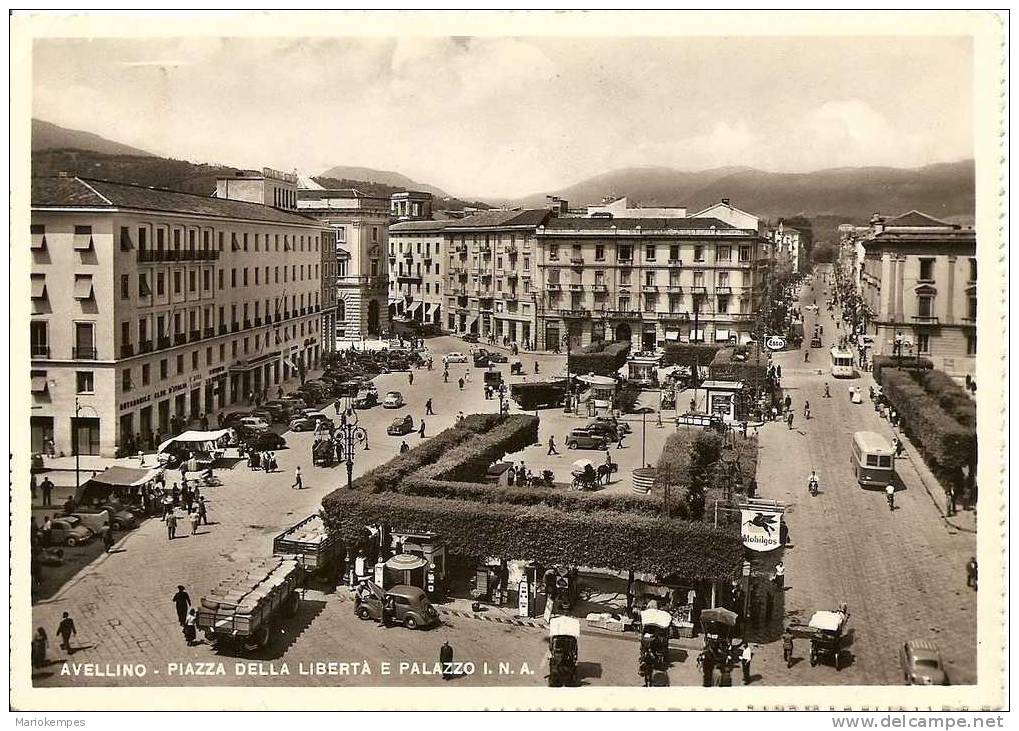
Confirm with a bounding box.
[9,10,1007,714]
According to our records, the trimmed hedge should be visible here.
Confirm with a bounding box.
[709,344,769,386]
[881,369,976,481]
[911,370,976,429]
[655,430,759,521]
[420,415,539,482]
[321,490,745,580]
[510,381,567,410]
[569,340,630,377]
[872,355,933,384]
[662,343,723,367]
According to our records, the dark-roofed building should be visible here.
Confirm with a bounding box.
[534,216,770,350]
[860,211,977,375]
[388,219,455,327]
[30,175,332,457]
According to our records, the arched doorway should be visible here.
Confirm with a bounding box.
[367,299,380,336]
[615,322,632,342]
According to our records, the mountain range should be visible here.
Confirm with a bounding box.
[30,118,974,225]
[510,162,975,224]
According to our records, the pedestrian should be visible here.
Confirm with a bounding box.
[782,633,794,668]
[419,420,426,439]
[399,440,410,454]
[183,608,198,646]
[408,371,414,387]
[56,612,76,653]
[189,509,200,536]
[182,483,193,514]
[458,377,464,391]
[171,482,180,506]
[465,370,471,384]
[823,383,831,398]
[966,557,978,589]
[425,398,434,415]
[173,585,191,625]
[32,628,48,668]
[777,365,782,379]
[534,361,540,373]
[740,642,754,685]
[617,431,625,448]
[783,395,792,413]
[770,405,778,421]
[443,371,449,384]
[786,411,794,430]
[166,511,178,540]
[40,476,54,507]
[748,477,758,499]
[440,641,454,681]
[161,493,173,521]
[293,466,303,490]
[547,435,559,456]
[102,525,116,553]
[197,496,208,526]
[63,495,76,516]
[774,562,785,590]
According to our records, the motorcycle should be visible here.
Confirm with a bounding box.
[885,488,895,511]
[808,477,819,496]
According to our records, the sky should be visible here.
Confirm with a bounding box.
[32,35,974,200]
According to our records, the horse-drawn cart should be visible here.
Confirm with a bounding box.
[787,608,849,670]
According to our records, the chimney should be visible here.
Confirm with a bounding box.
[721,198,730,206]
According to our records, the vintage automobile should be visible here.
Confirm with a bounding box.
[383,391,405,409]
[593,415,632,435]
[547,616,580,687]
[257,402,292,423]
[236,416,271,432]
[240,428,287,452]
[487,351,509,363]
[353,583,439,630]
[48,516,95,547]
[565,428,609,450]
[899,640,949,685]
[352,389,379,409]
[483,370,503,388]
[584,420,620,442]
[387,415,415,436]
[810,335,824,348]
[462,333,480,344]
[289,414,334,432]
[473,351,492,368]
[443,352,469,364]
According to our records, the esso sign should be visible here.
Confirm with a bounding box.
[765,336,786,351]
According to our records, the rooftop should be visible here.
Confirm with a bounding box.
[444,209,551,231]
[541,216,739,232]
[32,176,322,226]
[390,219,456,233]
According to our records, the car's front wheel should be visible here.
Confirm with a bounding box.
[66,536,78,547]
[405,616,419,630]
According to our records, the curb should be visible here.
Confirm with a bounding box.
[898,435,977,534]
[335,588,547,629]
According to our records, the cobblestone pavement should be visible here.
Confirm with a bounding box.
[747,279,977,686]
[29,320,976,690]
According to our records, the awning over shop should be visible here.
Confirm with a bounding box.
[87,466,162,487]
[738,332,754,345]
[407,302,423,314]
[576,374,617,387]
[31,375,48,393]
[665,330,680,341]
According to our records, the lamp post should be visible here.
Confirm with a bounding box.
[562,332,572,413]
[497,382,508,419]
[336,404,369,489]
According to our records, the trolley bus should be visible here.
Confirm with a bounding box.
[830,347,856,378]
[850,431,895,487]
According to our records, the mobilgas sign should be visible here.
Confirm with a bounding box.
[765,336,786,351]
[741,509,782,552]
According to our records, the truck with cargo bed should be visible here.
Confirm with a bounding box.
[272,514,343,583]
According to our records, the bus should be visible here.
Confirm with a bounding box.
[850,431,895,487]
[830,347,856,378]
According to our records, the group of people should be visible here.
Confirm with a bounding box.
[245,449,278,472]
[173,585,200,645]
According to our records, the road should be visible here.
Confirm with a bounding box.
[748,272,977,685]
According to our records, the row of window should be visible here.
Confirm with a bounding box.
[116,224,321,255]
[916,256,978,283]
[544,243,755,263]
[547,292,747,315]
[121,263,322,301]
[547,269,751,287]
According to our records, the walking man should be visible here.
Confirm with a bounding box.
[425,398,434,416]
[419,420,426,439]
[547,435,559,456]
[399,440,410,454]
[458,377,464,391]
[740,642,754,685]
[293,466,304,490]
[408,371,414,387]
[172,585,191,626]
[40,476,54,507]
[56,612,76,653]
[782,632,794,668]
[166,511,178,540]
[966,557,978,589]
[197,496,208,526]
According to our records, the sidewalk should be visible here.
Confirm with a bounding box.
[896,430,977,534]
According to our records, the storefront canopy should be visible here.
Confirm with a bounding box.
[158,429,231,454]
[88,466,162,487]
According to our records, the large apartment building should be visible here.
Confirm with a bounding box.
[30,175,332,458]
[443,210,550,348]
[859,211,977,376]
[388,219,452,327]
[297,186,389,340]
[534,217,769,351]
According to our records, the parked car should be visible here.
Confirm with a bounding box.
[222,411,255,428]
[241,429,288,452]
[585,421,619,442]
[899,640,949,685]
[488,351,509,363]
[593,415,631,435]
[289,414,334,432]
[237,416,271,432]
[354,584,439,630]
[462,333,480,344]
[443,352,469,364]
[387,415,415,436]
[383,391,405,409]
[565,428,609,450]
[353,390,379,409]
[262,401,299,421]
[473,350,491,368]
[49,516,94,547]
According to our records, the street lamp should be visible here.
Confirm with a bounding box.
[497,382,508,419]
[336,404,369,489]
[562,332,573,413]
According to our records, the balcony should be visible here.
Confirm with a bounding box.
[137,249,219,263]
[231,322,240,333]
[403,251,414,259]
[715,286,732,295]
[157,336,171,350]
[243,320,252,330]
[691,286,708,294]
[174,333,187,346]
[641,285,658,293]
[204,327,215,338]
[480,244,491,254]
[506,271,518,280]
[617,256,633,265]
[139,340,153,354]
[570,256,585,266]
[592,283,608,293]
[912,315,940,325]
[668,259,683,267]
[218,324,228,336]
[547,282,562,291]
[569,283,585,292]
[605,309,642,320]
[73,346,98,360]
[661,311,691,322]
[31,344,50,359]
[120,343,135,358]
[189,329,201,342]
[666,284,684,293]
[506,244,518,255]
[559,308,590,319]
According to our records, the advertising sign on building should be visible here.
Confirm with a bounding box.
[740,509,783,552]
